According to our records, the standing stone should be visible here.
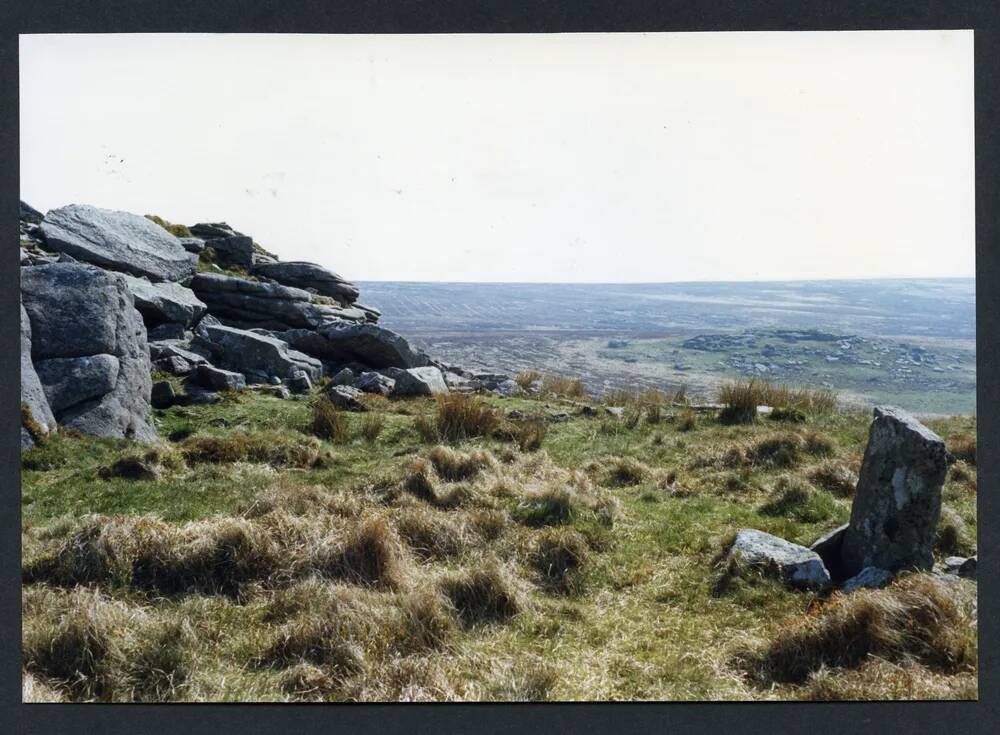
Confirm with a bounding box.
[840,406,949,576]
[40,204,196,282]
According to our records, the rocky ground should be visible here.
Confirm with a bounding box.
[19,201,977,702]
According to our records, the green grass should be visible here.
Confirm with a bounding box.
[21,388,977,702]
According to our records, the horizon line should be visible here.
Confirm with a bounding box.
[354,274,976,286]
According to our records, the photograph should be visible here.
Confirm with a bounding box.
[17,30,977,703]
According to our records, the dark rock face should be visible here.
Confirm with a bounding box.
[279,323,430,370]
[809,523,849,582]
[727,528,831,590]
[252,261,360,306]
[178,237,206,254]
[40,204,196,282]
[151,381,178,409]
[21,264,156,442]
[189,223,254,269]
[195,323,322,383]
[840,406,949,576]
[122,274,207,328]
[20,303,57,448]
[385,366,449,396]
[355,371,395,395]
[190,273,367,331]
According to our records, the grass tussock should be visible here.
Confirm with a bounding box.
[515,370,541,391]
[99,444,186,481]
[308,396,350,444]
[395,506,466,561]
[428,445,496,481]
[532,527,589,593]
[181,431,331,468]
[359,412,386,443]
[516,418,548,452]
[809,460,858,497]
[744,574,977,685]
[439,561,523,625]
[315,516,410,590]
[719,379,837,425]
[145,214,193,238]
[434,394,499,442]
[935,506,974,557]
[603,456,651,486]
[540,374,588,399]
[759,476,838,523]
[747,433,807,468]
[948,435,976,466]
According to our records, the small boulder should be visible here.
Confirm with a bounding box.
[385,366,450,396]
[331,367,355,386]
[151,381,178,409]
[196,364,247,392]
[152,355,193,376]
[356,371,395,395]
[287,371,312,394]
[121,274,207,328]
[840,566,894,593]
[959,555,977,580]
[727,528,831,590]
[325,385,367,412]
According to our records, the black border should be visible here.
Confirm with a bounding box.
[2,2,997,734]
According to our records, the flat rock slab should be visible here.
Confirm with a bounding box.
[279,323,429,370]
[253,261,360,306]
[728,528,831,590]
[122,274,207,327]
[840,406,949,576]
[40,204,196,282]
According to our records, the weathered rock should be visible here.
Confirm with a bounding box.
[279,323,429,369]
[152,356,193,375]
[355,304,381,323]
[35,354,120,413]
[20,200,43,223]
[122,274,207,327]
[190,273,363,330]
[40,204,196,282]
[189,223,254,269]
[355,371,395,395]
[21,263,156,441]
[840,406,949,576]
[20,303,56,448]
[840,566,894,593]
[195,323,322,383]
[178,237,206,254]
[810,523,849,582]
[149,340,209,368]
[196,364,247,392]
[151,381,178,409]
[331,367,355,386]
[252,261,360,306]
[260,384,292,400]
[287,371,312,394]
[959,555,977,580]
[325,384,368,411]
[147,323,189,342]
[492,379,520,397]
[385,366,449,396]
[727,528,831,590]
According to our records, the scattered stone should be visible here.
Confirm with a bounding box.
[840,406,949,576]
[727,528,831,590]
[331,367,355,386]
[21,264,156,441]
[40,204,196,282]
[252,261,360,306]
[356,371,395,395]
[287,371,312,394]
[840,566,894,593]
[151,381,177,409]
[325,384,368,411]
[196,364,247,392]
[385,366,450,396]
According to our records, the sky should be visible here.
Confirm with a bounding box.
[20,31,974,284]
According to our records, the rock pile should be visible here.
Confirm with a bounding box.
[723,405,966,594]
[20,200,510,445]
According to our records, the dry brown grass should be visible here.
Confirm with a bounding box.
[439,560,524,625]
[99,444,186,481]
[181,431,331,468]
[532,527,589,593]
[744,574,977,686]
[313,516,410,590]
[935,506,974,557]
[435,394,499,442]
[603,456,650,486]
[516,417,548,452]
[540,374,588,399]
[308,395,350,443]
[809,460,858,497]
[515,370,541,391]
[948,434,976,466]
[719,379,837,425]
[360,412,386,443]
[395,506,466,561]
[428,445,496,481]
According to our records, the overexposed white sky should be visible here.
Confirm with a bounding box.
[20,31,974,283]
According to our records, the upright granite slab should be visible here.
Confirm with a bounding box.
[839,406,949,576]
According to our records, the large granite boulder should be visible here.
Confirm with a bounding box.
[839,406,949,576]
[252,261,360,306]
[385,366,449,396]
[194,323,322,383]
[190,273,366,331]
[20,303,56,449]
[189,222,254,269]
[40,204,196,282]
[278,323,430,370]
[726,528,831,590]
[121,274,207,328]
[21,264,156,442]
